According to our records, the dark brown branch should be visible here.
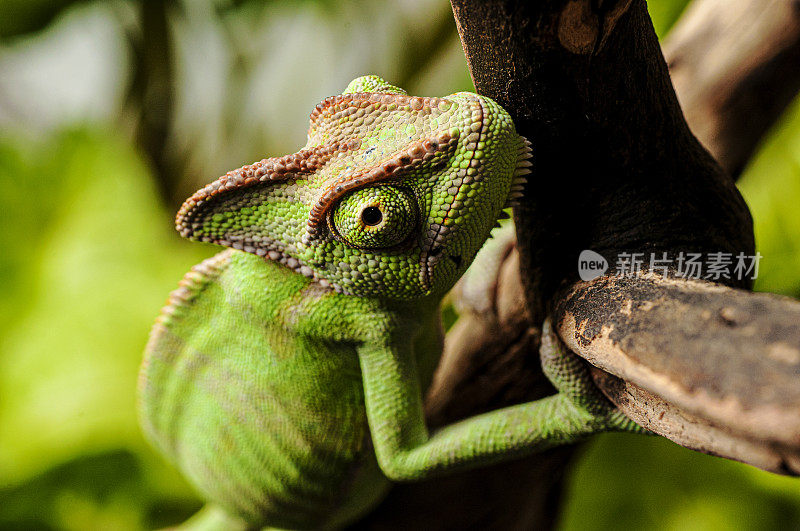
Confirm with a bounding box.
[664,0,800,179]
[438,0,800,475]
[443,0,800,479]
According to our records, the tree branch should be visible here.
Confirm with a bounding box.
[664,0,800,179]
[556,273,800,475]
[438,0,800,478]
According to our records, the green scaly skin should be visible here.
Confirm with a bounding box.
[138,76,640,530]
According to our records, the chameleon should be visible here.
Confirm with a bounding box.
[138,75,640,530]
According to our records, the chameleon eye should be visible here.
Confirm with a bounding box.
[332,187,416,249]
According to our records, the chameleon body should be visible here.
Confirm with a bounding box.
[139,76,638,530]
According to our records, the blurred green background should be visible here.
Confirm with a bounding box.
[1,0,799,529]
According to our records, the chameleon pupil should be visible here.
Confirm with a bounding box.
[361,206,383,226]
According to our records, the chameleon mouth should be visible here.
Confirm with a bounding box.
[421,243,462,292]
[420,246,465,295]
[420,244,439,292]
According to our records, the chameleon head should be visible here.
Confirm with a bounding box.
[176,76,531,300]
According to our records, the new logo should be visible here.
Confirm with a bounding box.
[578,250,609,281]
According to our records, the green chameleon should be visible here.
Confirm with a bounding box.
[139,75,640,530]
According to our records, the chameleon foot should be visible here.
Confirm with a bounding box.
[540,318,646,434]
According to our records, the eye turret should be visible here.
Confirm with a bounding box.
[331,187,417,249]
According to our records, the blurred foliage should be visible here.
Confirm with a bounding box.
[0,0,798,530]
[739,96,800,296]
[647,0,689,38]
[0,129,210,529]
[0,0,90,39]
[562,434,800,531]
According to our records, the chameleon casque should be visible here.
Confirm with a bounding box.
[139,75,639,530]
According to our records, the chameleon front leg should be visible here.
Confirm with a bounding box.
[358,319,642,482]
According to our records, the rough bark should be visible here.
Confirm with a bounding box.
[556,273,800,475]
